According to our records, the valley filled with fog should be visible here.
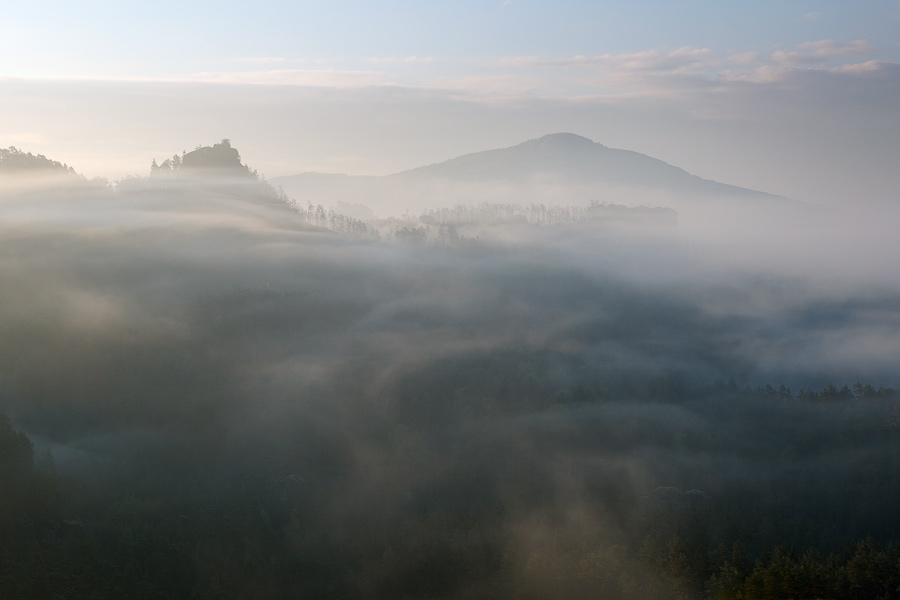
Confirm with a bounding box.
[2,138,900,599]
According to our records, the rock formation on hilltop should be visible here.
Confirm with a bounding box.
[151,139,256,178]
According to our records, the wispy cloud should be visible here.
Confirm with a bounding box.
[506,39,878,80]
[229,57,333,66]
[501,46,717,73]
[7,35,889,104]
[803,11,823,21]
[771,39,874,66]
[363,56,434,64]
[178,69,389,87]
[828,59,892,74]
[727,52,759,66]
[232,57,291,64]
[493,38,889,97]
[723,58,897,85]
[421,74,545,102]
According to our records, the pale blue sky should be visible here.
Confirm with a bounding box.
[1,1,898,205]
[3,1,898,79]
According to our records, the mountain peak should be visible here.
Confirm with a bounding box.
[523,132,601,151]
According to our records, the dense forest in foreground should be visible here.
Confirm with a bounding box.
[4,380,900,600]
[2,143,900,599]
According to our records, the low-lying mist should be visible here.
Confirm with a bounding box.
[2,167,900,599]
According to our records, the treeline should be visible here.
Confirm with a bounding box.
[720,380,899,402]
[716,538,900,600]
[638,533,900,600]
[295,202,375,238]
[419,200,676,227]
[420,201,587,226]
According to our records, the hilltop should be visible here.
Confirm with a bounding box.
[151,139,256,178]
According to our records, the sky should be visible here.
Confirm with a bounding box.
[1,0,899,205]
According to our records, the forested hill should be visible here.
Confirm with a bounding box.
[0,146,77,175]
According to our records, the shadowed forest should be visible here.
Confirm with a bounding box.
[3,140,900,599]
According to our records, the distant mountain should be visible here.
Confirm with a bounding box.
[392,133,781,199]
[270,133,789,218]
